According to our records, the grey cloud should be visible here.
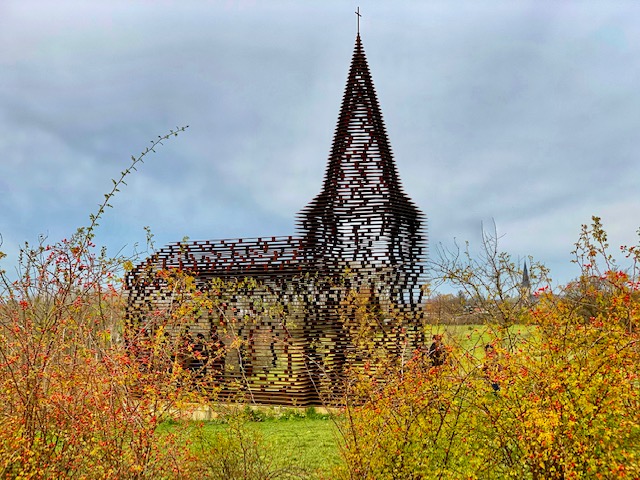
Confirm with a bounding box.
[1,0,639,290]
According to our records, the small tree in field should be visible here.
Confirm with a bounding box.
[335,218,640,479]
[431,221,549,327]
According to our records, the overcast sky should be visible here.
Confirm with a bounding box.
[1,0,639,291]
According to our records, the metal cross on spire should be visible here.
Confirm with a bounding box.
[355,7,362,34]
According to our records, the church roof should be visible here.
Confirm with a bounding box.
[132,236,305,281]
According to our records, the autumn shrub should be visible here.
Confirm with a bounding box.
[473,284,639,478]
[0,128,205,479]
[335,218,640,479]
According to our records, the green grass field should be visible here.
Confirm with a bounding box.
[161,414,342,479]
[424,322,536,357]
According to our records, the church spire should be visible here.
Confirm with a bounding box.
[297,32,425,303]
[316,32,404,197]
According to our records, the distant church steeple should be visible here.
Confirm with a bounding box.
[521,261,531,290]
[519,260,532,304]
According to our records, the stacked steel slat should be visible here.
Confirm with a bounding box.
[126,34,426,406]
